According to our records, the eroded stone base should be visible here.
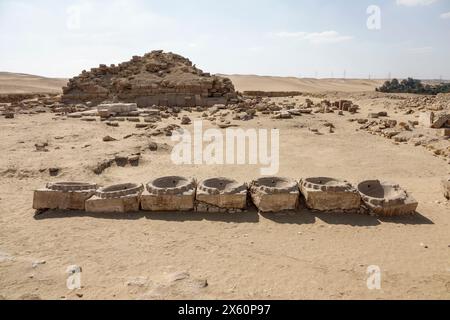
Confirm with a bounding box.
[195,202,246,213]
[367,199,419,216]
[140,190,195,212]
[251,192,299,213]
[301,189,361,212]
[196,193,247,211]
[33,189,94,211]
[85,195,140,213]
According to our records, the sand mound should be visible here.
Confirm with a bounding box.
[0,72,66,94]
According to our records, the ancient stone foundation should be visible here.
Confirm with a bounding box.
[33,177,421,217]
[141,176,196,212]
[300,177,361,212]
[357,180,418,216]
[85,183,143,213]
[61,51,238,107]
[33,182,97,211]
[250,177,299,213]
[196,178,248,213]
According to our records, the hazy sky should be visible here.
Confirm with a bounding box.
[0,0,449,79]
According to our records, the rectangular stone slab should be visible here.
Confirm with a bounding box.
[140,190,195,212]
[85,195,140,213]
[196,193,247,210]
[251,192,299,213]
[33,189,94,211]
[300,188,361,211]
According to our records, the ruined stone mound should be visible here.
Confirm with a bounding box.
[62,50,237,107]
[357,180,418,216]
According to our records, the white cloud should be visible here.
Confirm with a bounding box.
[440,12,450,19]
[271,30,353,44]
[396,0,438,7]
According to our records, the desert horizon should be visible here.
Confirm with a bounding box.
[0,0,449,308]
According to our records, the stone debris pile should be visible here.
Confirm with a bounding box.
[62,50,238,107]
[33,176,422,216]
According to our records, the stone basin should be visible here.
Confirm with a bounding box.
[141,176,196,211]
[33,182,97,211]
[357,180,418,216]
[300,177,361,212]
[196,178,248,212]
[250,177,299,213]
[85,183,144,213]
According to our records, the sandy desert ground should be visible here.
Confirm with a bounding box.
[0,74,449,300]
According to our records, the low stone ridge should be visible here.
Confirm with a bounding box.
[62,50,238,107]
[357,180,418,216]
[300,177,361,212]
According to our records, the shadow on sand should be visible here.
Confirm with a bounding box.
[34,209,433,226]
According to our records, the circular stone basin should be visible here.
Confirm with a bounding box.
[302,177,353,192]
[253,177,298,194]
[198,178,247,195]
[146,176,196,195]
[96,183,144,199]
[358,180,407,206]
[46,182,97,192]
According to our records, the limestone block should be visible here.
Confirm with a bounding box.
[141,176,196,211]
[85,195,141,213]
[419,112,434,127]
[196,178,248,212]
[85,183,143,213]
[250,177,299,213]
[33,182,97,210]
[300,177,361,212]
[358,180,418,216]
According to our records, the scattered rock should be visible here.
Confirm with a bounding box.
[103,136,117,142]
[181,115,192,125]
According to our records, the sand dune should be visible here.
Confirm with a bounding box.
[0,72,385,95]
[222,74,385,93]
[0,72,67,94]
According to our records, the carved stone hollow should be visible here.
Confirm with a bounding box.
[33,182,98,211]
[300,177,361,212]
[141,176,196,212]
[85,183,143,213]
[357,180,418,216]
[196,178,248,213]
[250,177,299,213]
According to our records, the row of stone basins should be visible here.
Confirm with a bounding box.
[33,177,420,217]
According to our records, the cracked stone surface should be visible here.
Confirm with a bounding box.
[196,178,248,212]
[300,177,361,212]
[250,177,299,213]
[141,176,196,212]
[33,182,97,211]
[358,180,418,216]
[85,183,143,213]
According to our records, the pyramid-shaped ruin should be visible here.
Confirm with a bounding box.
[62,50,238,107]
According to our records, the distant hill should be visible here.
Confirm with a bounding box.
[0,72,67,94]
[0,71,392,95]
[220,74,385,93]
